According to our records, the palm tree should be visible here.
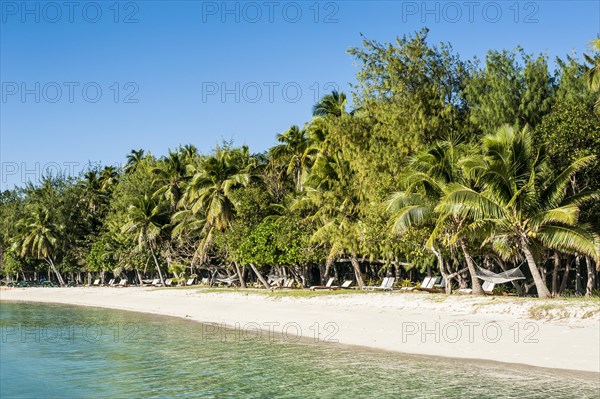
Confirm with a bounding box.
[439,126,600,298]
[152,150,192,209]
[15,206,66,286]
[79,170,103,215]
[99,166,120,192]
[387,136,484,294]
[584,38,600,112]
[296,150,366,287]
[313,90,348,117]
[179,146,251,265]
[268,125,310,191]
[122,194,168,285]
[125,149,146,174]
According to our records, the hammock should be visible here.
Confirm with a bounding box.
[476,265,525,284]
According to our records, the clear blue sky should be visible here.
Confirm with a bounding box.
[1,0,599,189]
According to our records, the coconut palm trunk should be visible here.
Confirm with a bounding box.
[350,252,365,288]
[521,240,551,298]
[234,262,246,288]
[551,252,561,296]
[323,255,335,284]
[459,240,483,294]
[148,241,165,286]
[585,256,595,297]
[47,257,66,287]
[249,264,270,288]
[431,246,452,294]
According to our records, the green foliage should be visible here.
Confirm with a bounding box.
[237,218,317,267]
[2,31,598,298]
[86,239,115,273]
[2,250,24,276]
[465,49,552,133]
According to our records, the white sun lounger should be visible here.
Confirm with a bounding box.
[362,277,395,291]
[457,281,496,294]
[310,277,335,290]
[340,280,353,289]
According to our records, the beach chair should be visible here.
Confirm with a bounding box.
[482,281,496,294]
[434,277,446,289]
[186,277,196,286]
[340,280,353,289]
[362,277,395,291]
[107,279,116,286]
[309,277,335,290]
[270,278,296,290]
[164,278,173,286]
[457,281,496,295]
[415,276,444,292]
[118,278,128,287]
[92,279,100,286]
[201,277,210,286]
[400,276,431,292]
[150,278,160,286]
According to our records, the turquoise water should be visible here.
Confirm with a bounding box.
[1,302,598,398]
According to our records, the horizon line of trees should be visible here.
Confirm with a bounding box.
[2,29,600,298]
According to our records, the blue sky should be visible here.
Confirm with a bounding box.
[1,0,599,189]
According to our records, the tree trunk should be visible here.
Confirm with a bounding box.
[249,264,270,289]
[136,269,143,286]
[148,242,165,286]
[459,240,483,295]
[234,262,246,288]
[323,255,335,284]
[318,261,326,284]
[196,227,214,266]
[551,252,560,297]
[575,255,583,294]
[585,256,595,297]
[559,257,571,295]
[521,240,551,298]
[431,246,451,294]
[47,257,66,287]
[349,252,365,289]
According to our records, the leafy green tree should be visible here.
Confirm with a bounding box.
[466,49,552,133]
[349,28,469,146]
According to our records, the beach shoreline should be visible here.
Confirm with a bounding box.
[1,287,599,374]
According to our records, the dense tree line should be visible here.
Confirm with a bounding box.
[2,30,599,298]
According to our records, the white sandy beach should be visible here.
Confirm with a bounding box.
[1,287,599,373]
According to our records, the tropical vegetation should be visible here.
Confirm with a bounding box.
[1,29,599,298]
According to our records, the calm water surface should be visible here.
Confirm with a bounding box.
[0,302,598,398]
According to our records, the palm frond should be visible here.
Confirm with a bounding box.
[537,224,600,260]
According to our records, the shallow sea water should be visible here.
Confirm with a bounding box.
[1,302,598,398]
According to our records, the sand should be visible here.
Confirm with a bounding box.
[1,287,599,373]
